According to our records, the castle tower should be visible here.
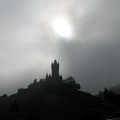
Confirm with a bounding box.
[51,59,59,78]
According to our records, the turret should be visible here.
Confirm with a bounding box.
[51,59,59,78]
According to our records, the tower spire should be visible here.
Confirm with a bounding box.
[51,59,59,78]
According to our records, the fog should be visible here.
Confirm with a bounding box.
[0,0,120,95]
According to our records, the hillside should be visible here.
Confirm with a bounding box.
[0,60,118,120]
[0,88,117,120]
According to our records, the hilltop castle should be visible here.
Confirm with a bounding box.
[18,59,80,94]
[18,60,63,93]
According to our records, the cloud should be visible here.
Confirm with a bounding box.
[57,0,120,94]
[0,0,120,95]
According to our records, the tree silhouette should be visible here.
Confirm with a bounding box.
[64,76,81,93]
[9,100,20,113]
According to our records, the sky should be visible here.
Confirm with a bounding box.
[0,0,120,95]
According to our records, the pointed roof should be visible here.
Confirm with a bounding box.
[54,59,57,64]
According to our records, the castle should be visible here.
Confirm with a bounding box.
[18,60,63,93]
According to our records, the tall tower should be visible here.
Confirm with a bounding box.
[51,59,59,78]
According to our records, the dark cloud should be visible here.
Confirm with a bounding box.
[58,0,120,94]
[0,0,120,95]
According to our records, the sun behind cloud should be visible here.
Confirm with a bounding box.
[52,17,73,39]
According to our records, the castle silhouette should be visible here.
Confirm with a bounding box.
[18,59,80,95]
[18,60,63,94]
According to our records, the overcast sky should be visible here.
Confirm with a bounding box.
[0,0,120,95]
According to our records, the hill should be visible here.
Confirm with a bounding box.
[0,87,117,120]
[0,60,119,120]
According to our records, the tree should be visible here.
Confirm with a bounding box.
[9,100,20,113]
[103,88,109,100]
[64,76,81,92]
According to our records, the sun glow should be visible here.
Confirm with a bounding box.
[52,17,72,38]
